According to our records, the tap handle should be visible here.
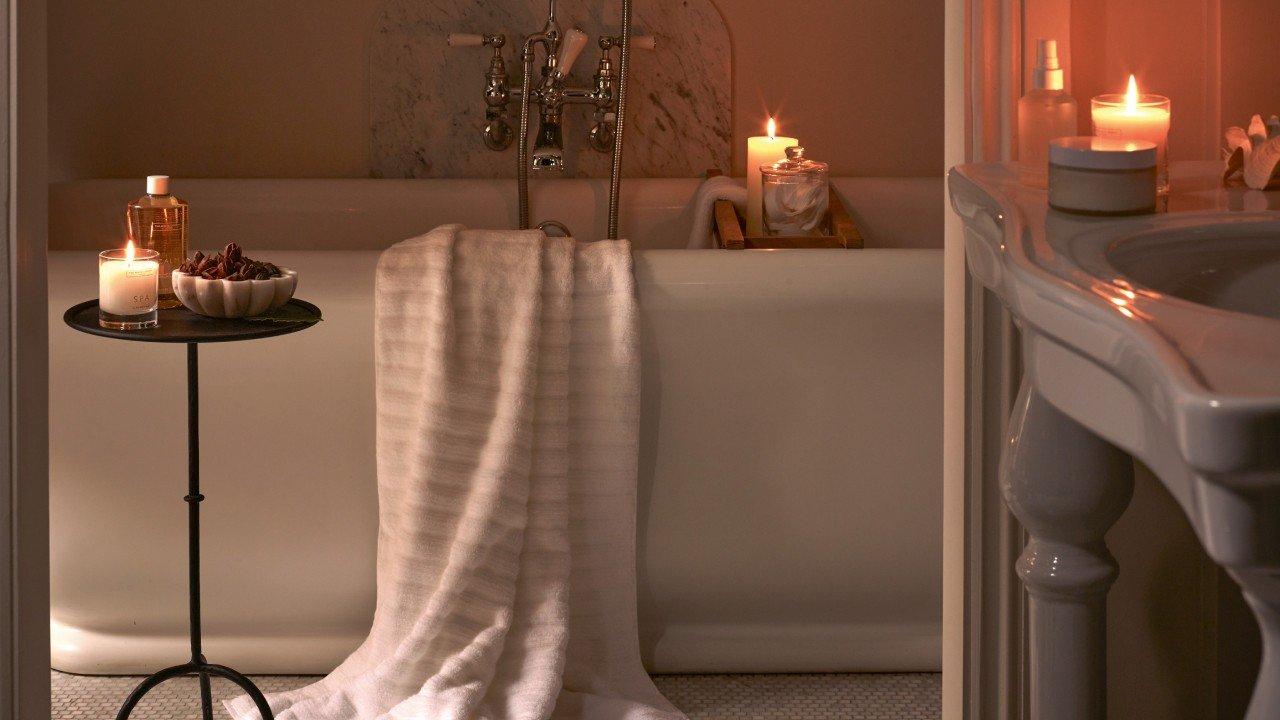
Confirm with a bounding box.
[448,33,505,49]
[598,34,657,51]
[556,28,590,76]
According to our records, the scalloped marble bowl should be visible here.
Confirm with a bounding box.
[172,268,298,318]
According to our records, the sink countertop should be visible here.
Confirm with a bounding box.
[950,160,1280,475]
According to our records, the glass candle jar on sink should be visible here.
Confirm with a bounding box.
[761,146,829,236]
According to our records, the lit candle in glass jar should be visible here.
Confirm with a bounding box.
[99,240,159,329]
[747,117,799,236]
[1092,75,1171,192]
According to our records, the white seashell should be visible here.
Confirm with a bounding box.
[1226,126,1253,156]
[1243,135,1280,190]
[1224,145,1246,183]
[172,268,298,318]
[1248,115,1269,148]
[1224,126,1252,182]
[1221,115,1280,187]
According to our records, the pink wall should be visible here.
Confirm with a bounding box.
[721,0,943,177]
[1069,0,1274,162]
[1071,0,1219,161]
[48,0,944,181]
[1220,0,1280,131]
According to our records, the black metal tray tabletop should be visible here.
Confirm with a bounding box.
[64,298,321,343]
[63,298,322,720]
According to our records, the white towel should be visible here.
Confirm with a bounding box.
[684,176,747,249]
[227,226,683,720]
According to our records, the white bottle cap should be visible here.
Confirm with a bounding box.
[146,175,170,195]
[1033,38,1064,91]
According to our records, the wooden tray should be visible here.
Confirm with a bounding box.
[714,187,864,249]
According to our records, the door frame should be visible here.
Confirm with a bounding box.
[1,0,49,717]
[942,0,1036,717]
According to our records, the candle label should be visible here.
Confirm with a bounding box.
[100,259,159,316]
[127,291,154,308]
[102,287,155,314]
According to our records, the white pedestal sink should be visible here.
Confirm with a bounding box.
[949,161,1280,720]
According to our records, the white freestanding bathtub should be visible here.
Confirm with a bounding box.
[48,177,943,675]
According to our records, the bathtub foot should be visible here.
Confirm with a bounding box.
[1002,382,1134,720]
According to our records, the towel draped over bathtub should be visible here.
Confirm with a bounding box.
[227,226,683,720]
[683,175,747,249]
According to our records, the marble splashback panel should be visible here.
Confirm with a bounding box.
[371,0,730,178]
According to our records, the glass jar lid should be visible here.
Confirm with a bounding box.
[761,146,829,176]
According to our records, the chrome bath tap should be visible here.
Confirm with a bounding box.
[447,3,654,173]
[449,0,649,238]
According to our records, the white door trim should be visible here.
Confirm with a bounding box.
[943,0,1025,718]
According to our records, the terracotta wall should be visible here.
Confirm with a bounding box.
[1070,0,1219,161]
[1069,0,1274,162]
[47,0,945,181]
[1220,0,1280,131]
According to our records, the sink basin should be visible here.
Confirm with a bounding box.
[1105,226,1280,320]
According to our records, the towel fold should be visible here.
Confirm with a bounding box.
[684,176,747,249]
[227,225,683,720]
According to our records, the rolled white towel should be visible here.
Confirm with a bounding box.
[684,175,747,249]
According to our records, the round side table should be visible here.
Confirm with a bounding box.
[64,298,323,720]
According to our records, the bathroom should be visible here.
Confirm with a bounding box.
[0,0,1276,718]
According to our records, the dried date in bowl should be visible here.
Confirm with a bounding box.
[172,268,298,318]
[178,242,286,281]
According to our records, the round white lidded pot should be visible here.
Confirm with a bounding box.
[1047,136,1158,216]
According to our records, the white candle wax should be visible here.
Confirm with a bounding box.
[1091,76,1171,187]
[100,253,158,316]
[747,118,798,236]
[1092,106,1169,162]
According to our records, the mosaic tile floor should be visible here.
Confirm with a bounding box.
[53,670,940,719]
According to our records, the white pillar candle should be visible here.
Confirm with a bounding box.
[747,117,798,236]
[1091,75,1171,190]
[99,241,159,316]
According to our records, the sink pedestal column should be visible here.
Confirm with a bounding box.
[1196,480,1280,720]
[1002,381,1134,720]
[1237,568,1280,720]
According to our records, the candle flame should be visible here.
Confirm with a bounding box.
[1125,74,1139,113]
[125,239,136,263]
[766,117,777,140]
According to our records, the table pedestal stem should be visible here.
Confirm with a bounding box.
[114,344,276,720]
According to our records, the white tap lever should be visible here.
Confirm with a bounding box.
[557,28,590,76]
[447,33,484,47]
[599,34,657,51]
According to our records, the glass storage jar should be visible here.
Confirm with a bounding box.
[761,146,829,236]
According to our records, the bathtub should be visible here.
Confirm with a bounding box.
[48,177,943,675]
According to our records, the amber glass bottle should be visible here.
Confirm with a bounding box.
[127,175,188,309]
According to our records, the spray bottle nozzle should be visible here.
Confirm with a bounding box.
[1033,38,1064,91]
